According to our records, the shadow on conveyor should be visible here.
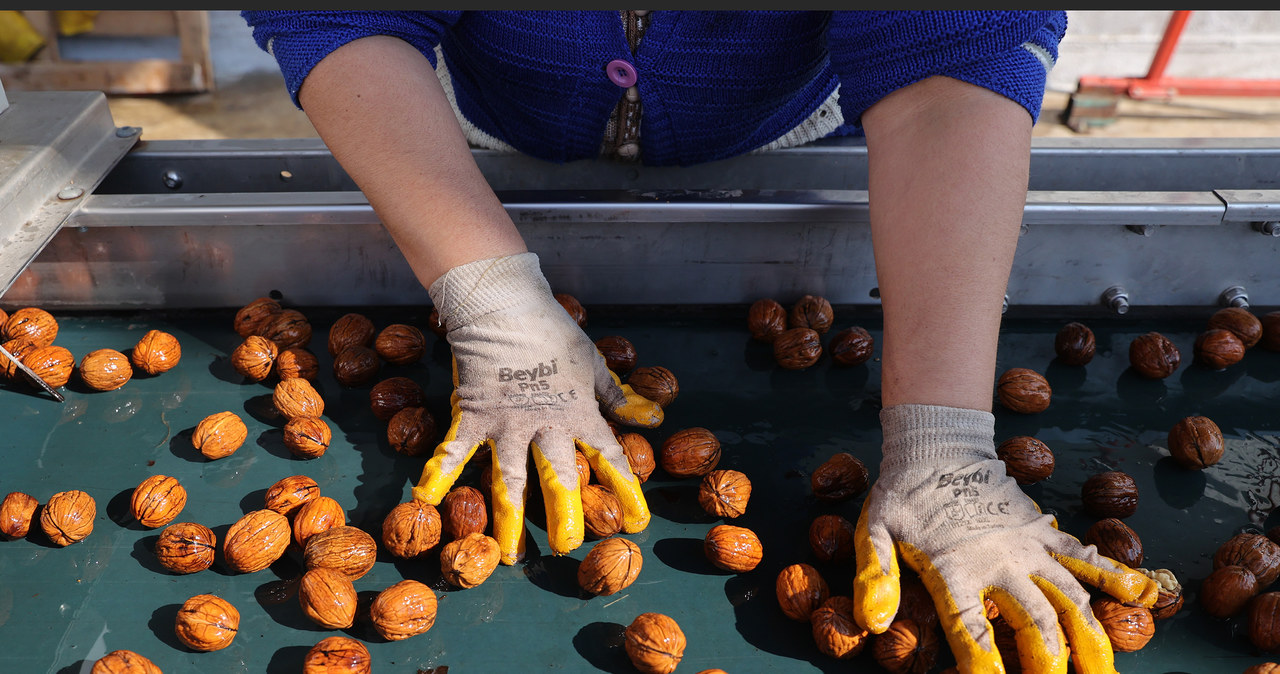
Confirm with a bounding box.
[168,427,204,462]
[572,621,631,674]
[147,603,188,651]
[266,646,313,674]
[54,661,87,674]
[131,534,171,574]
[106,487,150,530]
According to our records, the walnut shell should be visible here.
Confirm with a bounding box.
[192,411,248,460]
[811,452,869,502]
[0,491,38,539]
[155,521,217,574]
[575,449,592,487]
[274,377,325,419]
[440,532,501,588]
[581,484,623,539]
[1214,533,1280,586]
[776,562,830,622]
[3,307,58,346]
[369,376,425,421]
[230,335,278,381]
[1138,567,1184,620]
[1081,471,1139,519]
[275,347,319,381]
[1200,564,1259,618]
[995,436,1055,485]
[808,514,856,564]
[264,474,320,517]
[628,365,679,407]
[333,345,380,387]
[704,524,763,572]
[1091,597,1154,652]
[40,489,95,546]
[1054,321,1096,365]
[698,469,752,518]
[327,313,375,356]
[595,335,638,374]
[90,649,162,674]
[233,297,282,338]
[375,324,426,366]
[387,406,436,457]
[304,525,378,580]
[293,495,346,546]
[1244,664,1280,674]
[996,367,1051,414]
[371,579,439,641]
[811,596,869,659]
[130,474,187,528]
[871,619,939,674]
[262,309,312,350]
[298,566,358,629]
[1129,331,1181,379]
[1195,328,1245,369]
[748,298,788,343]
[773,327,822,370]
[789,294,834,334]
[0,338,37,381]
[79,348,133,392]
[223,509,290,573]
[829,326,874,366]
[441,486,488,540]
[174,593,239,652]
[22,344,74,388]
[1263,312,1280,352]
[555,293,587,328]
[1084,518,1143,568]
[283,416,332,459]
[660,427,721,478]
[624,612,686,674]
[131,329,182,376]
[577,536,643,596]
[1168,415,1224,470]
[896,577,941,631]
[1249,591,1280,653]
[619,432,656,482]
[1209,307,1262,349]
[303,636,370,674]
[381,500,442,559]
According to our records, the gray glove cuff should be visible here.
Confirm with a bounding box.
[427,252,552,332]
[879,403,997,469]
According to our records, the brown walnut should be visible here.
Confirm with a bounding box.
[1168,415,1224,470]
[575,449,592,487]
[274,377,325,419]
[131,329,182,375]
[155,522,217,574]
[230,335,277,381]
[304,525,378,580]
[332,345,380,387]
[788,294,834,334]
[624,612,686,674]
[748,298,788,343]
[1244,665,1280,674]
[995,436,1055,485]
[274,347,319,381]
[381,500,442,559]
[619,432,656,482]
[130,474,187,528]
[283,416,332,459]
[577,536,643,596]
[22,344,74,388]
[79,348,133,391]
[555,293,588,328]
[829,326,874,366]
[233,297,282,338]
[581,484,624,539]
[871,618,939,674]
[1084,518,1143,568]
[1249,591,1280,653]
[1138,567,1184,620]
[90,649,162,674]
[996,368,1051,414]
[704,524,763,572]
[1194,328,1245,369]
[262,308,312,350]
[264,474,320,517]
[223,508,290,573]
[1129,332,1181,379]
[1200,564,1259,618]
[776,562,830,622]
[426,306,448,338]
[1214,532,1280,586]
[293,495,346,546]
[375,323,426,365]
[298,566,358,629]
[441,485,488,540]
[371,579,439,641]
[3,307,58,346]
[896,577,941,631]
[0,338,36,381]
[773,327,822,370]
[303,636,371,674]
[1209,306,1262,349]
[595,335,638,374]
[1263,312,1280,352]
[1081,471,1139,519]
[192,411,248,460]
[40,489,95,546]
[369,376,425,421]
[387,406,436,457]
[698,469,752,518]
[440,532,502,588]
[327,312,375,356]
[810,452,869,502]
[660,427,721,478]
[174,593,239,652]
[1054,321,1097,365]
[811,596,870,659]
[808,514,856,563]
[1091,597,1154,652]
[628,365,679,407]
[0,491,38,539]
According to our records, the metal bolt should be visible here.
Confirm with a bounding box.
[1102,285,1130,315]
[115,126,140,137]
[1254,221,1280,237]
[1019,223,1029,236]
[1219,285,1250,309]
[1002,294,1009,314]
[162,171,183,190]
[57,186,84,200]
[1125,224,1154,236]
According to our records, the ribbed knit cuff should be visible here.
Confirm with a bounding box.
[880,404,996,469]
[427,252,552,331]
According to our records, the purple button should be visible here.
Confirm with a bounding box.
[606,59,637,88]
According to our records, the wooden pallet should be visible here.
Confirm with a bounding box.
[0,10,212,95]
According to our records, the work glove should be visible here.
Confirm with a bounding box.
[854,404,1158,674]
[412,253,662,564]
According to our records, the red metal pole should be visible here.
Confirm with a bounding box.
[1142,10,1192,82]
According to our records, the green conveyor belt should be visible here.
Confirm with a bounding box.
[2,305,1280,673]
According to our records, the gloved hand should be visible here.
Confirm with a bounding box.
[854,404,1159,674]
[412,253,663,564]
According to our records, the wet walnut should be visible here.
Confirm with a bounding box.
[275,347,319,381]
[264,474,320,517]
[298,566,358,629]
[896,577,941,632]
[223,509,291,573]
[233,297,282,338]
[175,593,239,652]
[1200,564,1259,618]
[578,536,643,596]
[624,612,686,674]
[811,596,870,659]
[773,327,822,370]
[808,514,856,564]
[1091,597,1154,652]
[1249,591,1280,653]
[381,500,442,560]
[704,524,763,573]
[441,486,488,540]
[283,416,332,459]
[871,619,939,674]
[1081,471,1139,519]
[660,427,721,478]
[79,348,133,392]
[440,532,502,588]
[369,376,425,421]
[1209,306,1263,349]
[40,489,95,546]
[387,406,436,457]
[628,365,679,407]
[131,329,182,375]
[996,367,1051,414]
[1244,665,1280,674]
[375,323,427,365]
[776,562,830,622]
[0,491,38,539]
[620,432,656,482]
[371,579,439,641]
[581,484,624,539]
[274,377,325,419]
[1167,415,1224,470]
[811,452,869,503]
[995,436,1055,485]
[304,525,378,580]
[262,309,312,351]
[748,298,788,343]
[698,469,752,518]
[426,306,448,338]
[789,294,834,334]
[22,344,74,388]
[1129,331,1181,379]
[90,649,162,674]
[829,326,874,366]
[231,335,278,381]
[1194,328,1245,369]
[555,293,588,328]
[3,307,58,346]
[1054,321,1097,365]
[595,335,638,374]
[130,474,187,528]
[1084,518,1143,568]
[293,495,346,546]
[327,312,375,357]
[332,345,380,387]
[1137,567,1184,620]
[155,522,217,574]
[304,636,371,674]
[192,411,248,460]
[1214,532,1280,586]
[575,450,592,487]
[0,338,36,381]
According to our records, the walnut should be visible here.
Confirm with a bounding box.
[0,338,36,381]
[1264,312,1280,352]
[264,474,320,517]
[1129,331,1181,379]
[40,489,95,546]
[223,509,290,573]
[995,436,1055,485]
[577,536,643,596]
[996,367,1051,414]
[233,297,281,338]
[1167,415,1224,470]
[155,522,217,574]
[274,377,325,419]
[1084,517,1143,568]
[660,427,721,478]
[369,376,425,421]
[275,347,319,381]
[1137,567,1184,620]
[0,491,38,539]
[426,306,448,338]
[78,348,133,391]
[1054,321,1096,365]
[381,500,441,559]
[130,474,187,528]
[704,524,763,572]
[698,469,752,518]
[262,308,312,350]
[131,329,182,375]
[293,495,346,546]
[575,449,592,487]
[811,596,869,659]
[808,514,856,563]
[595,335,638,374]
[303,636,371,674]
[1195,328,1245,369]
[192,411,248,460]
[811,452,869,502]
[619,432,656,482]
[1081,471,1139,519]
[304,525,378,580]
[3,307,58,346]
[230,335,278,382]
[829,326,874,366]
[1209,306,1262,349]
[22,344,74,388]
[440,532,502,588]
[1199,564,1258,618]
[581,484,624,539]
[333,345,380,387]
[748,298,788,343]
[773,327,822,370]
[789,294,834,334]
[627,365,679,407]
[871,619,939,674]
[441,486,488,540]
[387,406,436,457]
[624,612,686,674]
[283,416,332,459]
[174,593,239,652]
[90,649,162,674]
[1091,597,1154,652]
[369,580,440,642]
[1244,664,1280,674]
[327,312,375,356]
[555,293,587,328]
[776,562,830,622]
[1214,532,1280,586]
[298,566,358,629]
[1249,591,1280,653]
[375,324,426,365]
[896,576,940,631]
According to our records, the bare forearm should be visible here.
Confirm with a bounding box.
[298,36,526,289]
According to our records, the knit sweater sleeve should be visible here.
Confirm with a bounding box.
[828,11,1067,127]
[240,11,463,108]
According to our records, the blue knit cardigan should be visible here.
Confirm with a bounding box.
[242,11,1067,167]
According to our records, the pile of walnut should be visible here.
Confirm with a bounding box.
[747,295,875,371]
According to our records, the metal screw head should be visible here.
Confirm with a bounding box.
[1219,285,1250,309]
[1254,221,1280,237]
[1002,295,1009,314]
[57,186,84,200]
[1102,285,1130,315]
[162,171,183,190]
